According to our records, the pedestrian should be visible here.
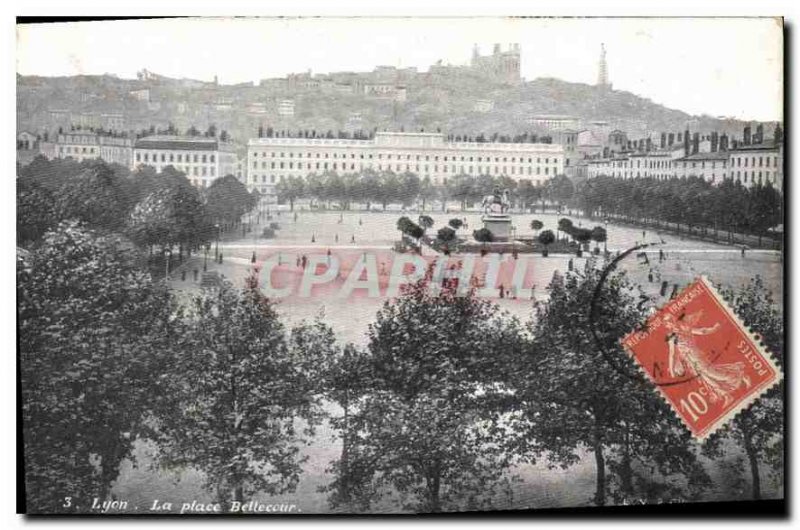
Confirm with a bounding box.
[359,217,363,226]
[193,269,198,282]
[670,284,679,299]
[648,270,654,283]
[301,255,307,269]
[499,284,505,299]
[335,234,339,243]
[296,255,301,268]
[660,280,669,297]
[741,247,746,257]
[659,249,664,262]
[568,258,574,272]
[219,252,223,263]
[351,234,355,243]
[311,234,316,243]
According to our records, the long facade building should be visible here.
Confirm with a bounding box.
[587,138,783,191]
[49,131,134,167]
[132,136,238,188]
[247,131,572,198]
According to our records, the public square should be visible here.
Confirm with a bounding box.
[168,207,783,346]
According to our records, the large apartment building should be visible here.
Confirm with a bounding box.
[587,127,783,191]
[132,136,238,188]
[247,131,571,198]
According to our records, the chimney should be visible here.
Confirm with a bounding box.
[743,125,752,145]
[660,132,666,149]
[719,133,728,152]
[683,131,690,157]
[774,123,783,145]
[627,140,632,150]
[692,132,699,154]
[603,146,610,158]
[668,132,675,146]
[755,124,764,144]
[646,137,653,152]
[710,131,719,153]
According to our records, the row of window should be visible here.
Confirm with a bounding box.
[135,152,217,164]
[598,155,780,171]
[251,151,557,164]
[731,155,779,168]
[60,146,96,155]
[252,161,559,176]
[143,164,216,177]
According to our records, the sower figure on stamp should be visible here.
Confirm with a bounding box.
[664,311,751,407]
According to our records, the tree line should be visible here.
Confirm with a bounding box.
[576,175,783,244]
[17,156,258,267]
[276,170,575,213]
[18,216,783,513]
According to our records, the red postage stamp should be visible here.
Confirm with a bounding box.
[621,276,782,441]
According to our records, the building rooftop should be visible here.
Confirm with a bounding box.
[135,135,230,151]
[676,151,730,161]
[730,140,782,152]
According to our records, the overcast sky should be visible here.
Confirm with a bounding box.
[16,17,783,121]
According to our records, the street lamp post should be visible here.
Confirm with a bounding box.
[214,223,220,260]
[203,244,209,272]
[165,248,171,279]
[604,218,609,253]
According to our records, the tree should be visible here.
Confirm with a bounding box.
[205,174,254,228]
[473,227,494,243]
[448,218,464,231]
[446,174,475,211]
[325,272,521,512]
[276,175,305,211]
[376,171,400,211]
[56,162,131,233]
[127,176,210,259]
[155,281,326,510]
[574,228,593,254]
[358,169,382,211]
[530,219,543,236]
[398,171,421,207]
[17,177,57,245]
[418,176,437,211]
[548,174,575,209]
[591,226,608,253]
[537,229,555,257]
[703,276,784,500]
[419,215,434,232]
[510,267,710,506]
[19,221,175,513]
[317,339,374,510]
[437,226,456,244]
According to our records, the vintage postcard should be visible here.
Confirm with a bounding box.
[16,16,784,515]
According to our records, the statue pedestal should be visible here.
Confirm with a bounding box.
[481,214,512,241]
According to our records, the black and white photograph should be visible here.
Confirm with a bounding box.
[14,14,786,517]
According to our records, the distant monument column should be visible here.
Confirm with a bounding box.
[597,43,612,90]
